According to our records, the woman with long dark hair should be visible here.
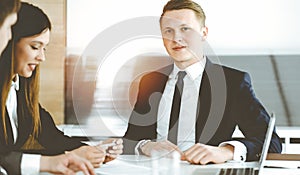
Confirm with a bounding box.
[0,2,121,174]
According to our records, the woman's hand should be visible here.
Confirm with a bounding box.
[97,138,123,163]
[71,145,106,168]
[40,152,95,175]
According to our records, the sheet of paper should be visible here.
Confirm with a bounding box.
[264,160,300,169]
[95,160,152,175]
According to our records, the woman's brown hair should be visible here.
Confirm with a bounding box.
[0,2,51,146]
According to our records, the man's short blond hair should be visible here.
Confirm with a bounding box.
[160,0,206,27]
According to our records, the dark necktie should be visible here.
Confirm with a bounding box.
[168,71,187,144]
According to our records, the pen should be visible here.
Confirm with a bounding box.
[264,166,299,169]
[264,166,288,169]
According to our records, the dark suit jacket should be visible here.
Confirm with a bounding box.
[0,77,84,175]
[124,59,282,161]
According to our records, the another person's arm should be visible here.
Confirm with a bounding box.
[123,73,166,154]
[38,105,107,168]
[182,72,281,164]
[0,151,95,175]
[231,73,281,161]
[37,105,85,155]
[70,145,106,168]
[140,140,183,157]
[40,152,95,175]
[182,143,234,164]
[96,138,123,163]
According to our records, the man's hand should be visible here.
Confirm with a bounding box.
[183,143,234,164]
[141,140,183,157]
[40,153,95,175]
[71,145,106,168]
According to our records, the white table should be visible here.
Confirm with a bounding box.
[76,155,300,175]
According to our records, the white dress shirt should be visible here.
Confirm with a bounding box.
[6,76,19,143]
[136,58,247,161]
[6,75,41,175]
[156,60,205,151]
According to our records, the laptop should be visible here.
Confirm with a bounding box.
[193,113,276,175]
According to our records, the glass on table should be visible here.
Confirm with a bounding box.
[151,149,181,175]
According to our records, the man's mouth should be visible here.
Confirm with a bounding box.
[172,45,186,51]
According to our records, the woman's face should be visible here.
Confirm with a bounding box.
[14,29,50,78]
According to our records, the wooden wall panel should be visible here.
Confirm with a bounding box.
[22,0,66,124]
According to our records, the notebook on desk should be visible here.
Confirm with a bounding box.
[193,113,276,175]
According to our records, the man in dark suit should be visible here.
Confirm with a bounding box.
[123,0,281,164]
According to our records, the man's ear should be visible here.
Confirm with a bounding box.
[201,26,208,40]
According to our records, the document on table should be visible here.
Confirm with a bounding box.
[95,159,152,175]
[264,160,300,169]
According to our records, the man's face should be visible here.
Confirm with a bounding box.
[0,13,17,55]
[160,9,207,69]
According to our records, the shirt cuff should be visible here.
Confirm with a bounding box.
[0,166,8,175]
[21,154,41,175]
[134,139,151,155]
[219,141,247,162]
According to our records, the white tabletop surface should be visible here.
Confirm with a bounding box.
[74,155,300,175]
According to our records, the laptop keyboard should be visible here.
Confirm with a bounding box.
[218,168,259,175]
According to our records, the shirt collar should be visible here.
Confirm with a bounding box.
[170,57,206,80]
[11,74,19,91]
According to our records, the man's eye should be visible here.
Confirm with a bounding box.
[181,27,190,31]
[164,29,172,34]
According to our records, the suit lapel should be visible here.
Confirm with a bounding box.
[15,87,32,147]
[4,110,14,145]
[195,59,228,144]
[151,65,173,137]
[128,65,172,140]
[195,67,212,143]
[0,108,20,147]
[156,65,173,92]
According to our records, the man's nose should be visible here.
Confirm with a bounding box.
[173,31,183,43]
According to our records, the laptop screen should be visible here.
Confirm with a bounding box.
[258,113,276,170]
